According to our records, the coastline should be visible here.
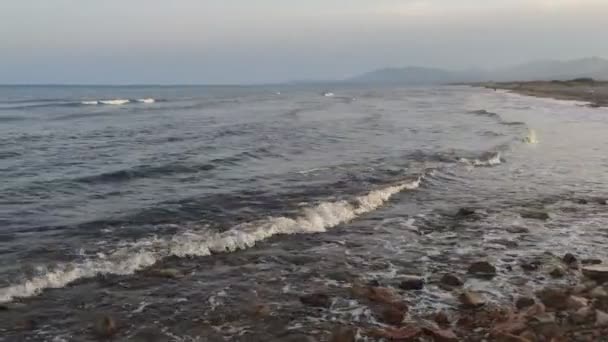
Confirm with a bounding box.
[471,79,608,108]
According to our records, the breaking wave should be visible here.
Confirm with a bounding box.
[459,152,502,167]
[136,98,155,104]
[524,129,539,144]
[468,109,528,129]
[0,176,424,303]
[81,98,157,105]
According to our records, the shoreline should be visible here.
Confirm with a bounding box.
[322,253,608,341]
[471,79,608,108]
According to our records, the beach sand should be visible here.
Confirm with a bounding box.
[476,79,608,107]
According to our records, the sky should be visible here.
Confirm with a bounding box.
[1,0,607,84]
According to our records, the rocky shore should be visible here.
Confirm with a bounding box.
[86,243,608,341]
[314,252,608,341]
[473,79,608,108]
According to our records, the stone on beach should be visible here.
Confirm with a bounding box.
[582,265,608,282]
[468,261,497,278]
[440,273,464,287]
[94,315,117,337]
[459,290,486,308]
[398,276,425,290]
[300,293,332,308]
[519,210,550,221]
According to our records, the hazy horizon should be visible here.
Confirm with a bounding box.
[2,0,608,85]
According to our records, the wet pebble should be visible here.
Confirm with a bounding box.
[440,273,464,287]
[582,265,608,283]
[549,266,566,278]
[398,276,425,290]
[515,297,536,310]
[330,327,356,342]
[563,253,578,265]
[520,210,550,221]
[459,290,486,308]
[94,315,117,337]
[300,293,331,308]
[468,261,497,278]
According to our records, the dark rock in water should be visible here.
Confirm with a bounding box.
[300,293,331,308]
[457,208,476,217]
[570,306,595,325]
[330,327,356,342]
[15,319,36,331]
[459,290,486,308]
[367,279,381,287]
[566,296,589,310]
[326,271,355,283]
[589,286,608,298]
[582,266,608,282]
[145,268,184,279]
[520,210,550,221]
[515,297,536,310]
[94,315,117,337]
[506,227,530,234]
[399,276,425,290]
[277,333,317,342]
[506,226,530,234]
[582,259,602,265]
[367,326,421,340]
[563,253,577,265]
[440,273,464,287]
[520,260,542,271]
[593,198,608,205]
[536,288,569,310]
[422,327,459,342]
[467,261,497,277]
[493,332,531,342]
[596,309,608,327]
[130,327,170,342]
[252,303,271,318]
[433,310,451,326]
[488,239,519,248]
[529,313,561,338]
[379,306,406,325]
[549,266,566,278]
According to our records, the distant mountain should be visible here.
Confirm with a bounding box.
[350,67,457,85]
[348,57,608,84]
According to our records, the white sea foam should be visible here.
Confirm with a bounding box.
[459,152,502,167]
[0,177,422,303]
[99,99,130,105]
[136,98,155,104]
[524,129,539,144]
[81,100,99,105]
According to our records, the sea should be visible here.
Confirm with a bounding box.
[1,85,607,341]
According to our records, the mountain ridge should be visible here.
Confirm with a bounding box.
[349,57,608,84]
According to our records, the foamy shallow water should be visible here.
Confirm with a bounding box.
[1,85,607,340]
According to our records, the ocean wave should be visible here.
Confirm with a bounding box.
[81,98,157,105]
[459,152,502,167]
[76,163,216,184]
[0,176,424,303]
[1,98,160,110]
[469,109,500,118]
[99,99,130,105]
[523,129,539,144]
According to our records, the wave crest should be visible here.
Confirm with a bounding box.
[0,176,423,303]
[459,152,502,167]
